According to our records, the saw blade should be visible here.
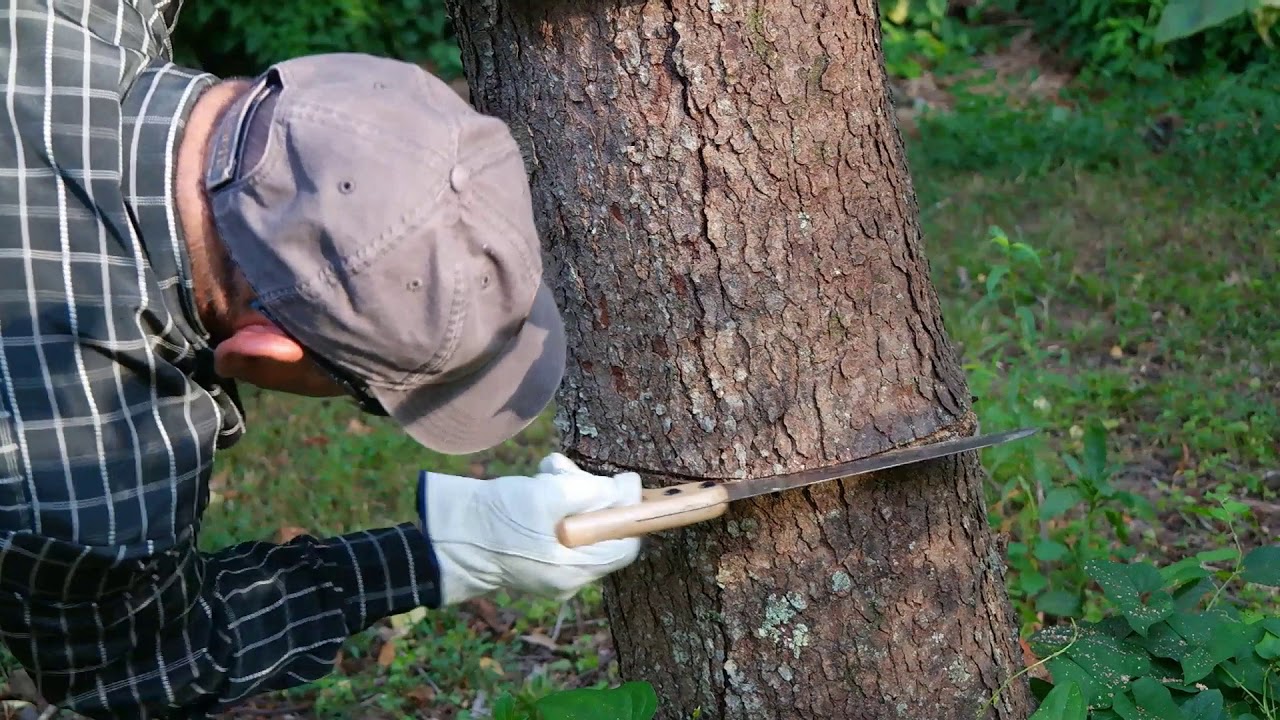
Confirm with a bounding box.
[720,426,1039,502]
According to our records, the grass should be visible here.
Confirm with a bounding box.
[3,55,1277,720]
[905,60,1279,632]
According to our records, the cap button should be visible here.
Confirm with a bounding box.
[450,164,469,192]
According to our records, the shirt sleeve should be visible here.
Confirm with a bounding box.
[1,521,443,719]
[104,0,184,60]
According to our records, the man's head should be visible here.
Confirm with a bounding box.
[193,53,566,455]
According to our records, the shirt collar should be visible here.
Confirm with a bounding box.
[120,61,218,348]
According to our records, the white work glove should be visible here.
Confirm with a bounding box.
[417,452,643,606]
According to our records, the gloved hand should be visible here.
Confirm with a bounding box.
[418,452,643,606]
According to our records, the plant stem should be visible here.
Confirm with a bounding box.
[1207,508,1246,610]
[978,621,1081,718]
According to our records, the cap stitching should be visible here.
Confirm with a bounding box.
[219,71,539,394]
[251,175,449,307]
[444,134,541,283]
[204,97,251,190]
[284,101,452,164]
[222,105,451,303]
[435,262,469,379]
[262,99,532,298]
[463,196,541,297]
[363,259,467,392]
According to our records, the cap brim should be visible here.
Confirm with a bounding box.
[371,283,567,455]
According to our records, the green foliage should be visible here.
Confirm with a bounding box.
[949,226,1160,628]
[987,0,1262,79]
[165,0,1279,91]
[920,65,1278,720]
[170,0,461,79]
[1029,681,1089,720]
[917,59,1278,642]
[1023,543,1280,719]
[910,59,1280,213]
[163,0,1279,91]
[877,0,1016,77]
[490,681,658,720]
[1154,0,1280,45]
[878,0,1275,82]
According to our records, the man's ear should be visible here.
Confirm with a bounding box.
[212,321,349,397]
[213,322,305,380]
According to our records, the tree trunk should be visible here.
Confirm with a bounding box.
[443,1,1033,718]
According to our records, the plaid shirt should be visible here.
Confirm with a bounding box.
[0,2,442,718]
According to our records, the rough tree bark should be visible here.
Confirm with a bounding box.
[443,2,1033,718]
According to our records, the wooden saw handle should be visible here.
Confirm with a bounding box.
[555,480,731,548]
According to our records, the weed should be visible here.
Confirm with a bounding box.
[1019,538,1280,720]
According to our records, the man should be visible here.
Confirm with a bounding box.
[0,1,643,718]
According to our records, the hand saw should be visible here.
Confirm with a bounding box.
[555,426,1037,548]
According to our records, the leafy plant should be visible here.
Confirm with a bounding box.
[488,681,658,720]
[1021,542,1280,719]
[171,0,462,79]
[1016,418,1157,622]
[1154,0,1280,45]
[877,0,1016,78]
[973,0,1274,80]
[954,226,1160,629]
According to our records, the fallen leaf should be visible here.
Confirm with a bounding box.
[346,418,373,435]
[209,470,230,491]
[1020,636,1049,680]
[520,633,559,652]
[302,436,329,448]
[377,639,396,668]
[275,526,309,543]
[1175,443,1192,473]
[4,670,38,702]
[465,597,507,633]
[337,651,362,675]
[389,606,428,631]
[405,686,435,707]
[478,657,504,676]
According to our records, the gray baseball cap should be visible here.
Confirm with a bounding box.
[202,53,566,455]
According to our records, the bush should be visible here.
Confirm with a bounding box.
[1020,545,1280,720]
[878,0,1016,78]
[170,0,462,79]
[996,0,1270,79]
[879,0,1275,81]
